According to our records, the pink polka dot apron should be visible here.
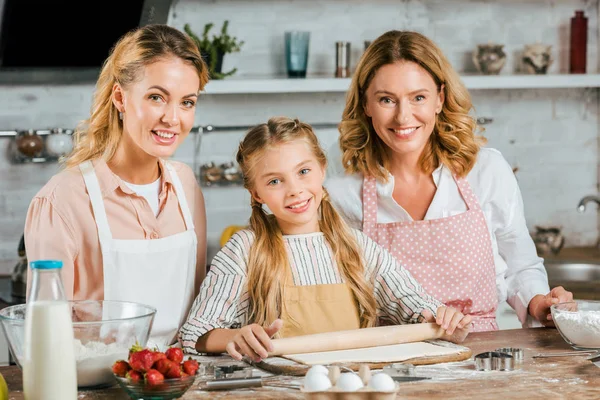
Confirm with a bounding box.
[362,175,498,332]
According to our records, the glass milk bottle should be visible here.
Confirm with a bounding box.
[23,260,77,399]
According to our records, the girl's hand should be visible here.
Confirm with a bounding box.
[435,306,472,335]
[422,306,472,335]
[225,319,283,362]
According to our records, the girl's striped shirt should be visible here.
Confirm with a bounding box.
[178,229,442,354]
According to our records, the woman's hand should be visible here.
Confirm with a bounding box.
[528,286,573,327]
[422,306,472,335]
[225,319,283,362]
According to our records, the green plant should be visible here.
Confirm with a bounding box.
[184,21,244,80]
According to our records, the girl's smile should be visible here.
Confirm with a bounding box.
[250,140,325,235]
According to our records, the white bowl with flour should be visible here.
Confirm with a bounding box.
[551,300,600,349]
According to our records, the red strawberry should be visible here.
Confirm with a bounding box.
[152,350,166,364]
[126,370,143,384]
[144,369,164,386]
[165,347,184,364]
[128,343,143,357]
[128,348,155,372]
[112,360,131,377]
[153,358,173,375]
[165,363,183,379]
[182,358,199,376]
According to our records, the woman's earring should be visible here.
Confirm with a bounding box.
[119,111,124,120]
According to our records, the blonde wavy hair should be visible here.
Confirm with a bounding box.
[236,117,378,331]
[340,30,486,181]
[64,24,209,168]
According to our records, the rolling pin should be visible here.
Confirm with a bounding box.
[269,322,468,356]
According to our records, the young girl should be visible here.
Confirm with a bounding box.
[179,117,471,360]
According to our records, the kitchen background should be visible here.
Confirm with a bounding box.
[0,0,598,336]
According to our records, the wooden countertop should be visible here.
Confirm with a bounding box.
[1,328,598,399]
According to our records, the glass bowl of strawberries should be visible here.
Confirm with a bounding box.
[112,345,200,399]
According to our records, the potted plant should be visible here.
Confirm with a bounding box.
[184,21,244,80]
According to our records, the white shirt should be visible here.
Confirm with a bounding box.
[123,177,162,217]
[324,146,550,327]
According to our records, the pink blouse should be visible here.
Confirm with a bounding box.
[24,158,207,300]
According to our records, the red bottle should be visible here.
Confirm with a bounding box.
[570,10,588,74]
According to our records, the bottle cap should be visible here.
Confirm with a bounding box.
[30,260,63,269]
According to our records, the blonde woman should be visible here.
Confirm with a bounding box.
[24,24,209,347]
[179,117,471,361]
[325,30,572,331]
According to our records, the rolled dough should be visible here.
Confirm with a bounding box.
[284,341,460,365]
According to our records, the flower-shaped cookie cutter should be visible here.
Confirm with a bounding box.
[474,351,514,371]
[495,347,524,362]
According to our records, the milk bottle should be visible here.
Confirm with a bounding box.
[23,260,77,400]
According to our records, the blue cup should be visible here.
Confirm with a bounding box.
[285,31,310,78]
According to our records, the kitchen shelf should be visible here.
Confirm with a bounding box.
[203,74,600,94]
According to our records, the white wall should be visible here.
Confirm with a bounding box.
[0,0,598,271]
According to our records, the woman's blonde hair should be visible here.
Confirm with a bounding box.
[236,117,378,330]
[340,30,486,181]
[64,24,209,168]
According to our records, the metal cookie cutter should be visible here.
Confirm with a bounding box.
[474,351,514,371]
[495,347,524,362]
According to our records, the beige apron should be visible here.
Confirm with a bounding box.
[279,265,361,338]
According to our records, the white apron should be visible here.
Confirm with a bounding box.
[79,160,197,348]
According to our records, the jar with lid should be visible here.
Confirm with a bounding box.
[23,260,77,399]
[45,128,74,157]
[15,129,44,158]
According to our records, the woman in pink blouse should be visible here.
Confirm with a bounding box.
[24,24,209,347]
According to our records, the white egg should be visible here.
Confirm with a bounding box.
[335,372,364,392]
[303,372,332,392]
[306,364,329,377]
[368,373,396,392]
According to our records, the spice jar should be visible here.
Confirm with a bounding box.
[335,41,351,78]
[16,129,44,158]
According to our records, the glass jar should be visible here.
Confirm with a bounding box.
[24,260,77,399]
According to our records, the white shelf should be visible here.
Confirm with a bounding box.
[202,74,600,94]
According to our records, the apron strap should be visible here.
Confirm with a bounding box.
[453,175,481,212]
[79,160,113,240]
[362,176,378,236]
[165,162,195,231]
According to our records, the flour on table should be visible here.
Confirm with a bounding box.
[73,339,129,387]
[283,341,461,365]
[553,310,600,348]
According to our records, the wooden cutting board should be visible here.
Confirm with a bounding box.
[252,340,472,376]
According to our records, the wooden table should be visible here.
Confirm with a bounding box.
[1,328,598,399]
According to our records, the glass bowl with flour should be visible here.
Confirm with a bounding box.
[0,300,156,388]
[551,300,600,350]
